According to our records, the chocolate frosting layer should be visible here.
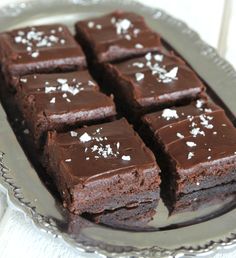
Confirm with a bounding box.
[142,99,220,132]
[75,11,162,62]
[164,110,236,170]
[0,24,86,78]
[15,71,116,146]
[17,71,115,117]
[46,118,160,184]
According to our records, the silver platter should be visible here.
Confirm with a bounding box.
[1,0,236,257]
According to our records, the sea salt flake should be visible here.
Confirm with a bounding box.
[190,128,205,137]
[49,35,58,42]
[65,159,71,162]
[17,30,25,36]
[133,28,140,35]
[132,62,144,68]
[66,98,71,102]
[96,24,102,30]
[177,132,184,139]
[88,21,94,28]
[154,54,163,62]
[86,157,90,160]
[162,108,179,120]
[57,78,68,84]
[135,43,143,49]
[196,99,204,109]
[50,97,56,103]
[196,182,200,186]
[88,80,95,86]
[91,145,98,152]
[45,86,56,93]
[14,36,22,43]
[111,17,116,24]
[206,124,213,129]
[125,34,131,40]
[31,51,39,58]
[186,141,197,148]
[188,152,194,160]
[207,156,212,160]
[115,19,131,34]
[70,131,78,137]
[164,66,178,79]
[145,52,152,61]
[20,78,27,83]
[135,72,144,81]
[122,155,131,161]
[80,132,92,142]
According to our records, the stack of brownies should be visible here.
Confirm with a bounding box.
[0,11,236,216]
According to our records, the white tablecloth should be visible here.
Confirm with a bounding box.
[1,0,236,257]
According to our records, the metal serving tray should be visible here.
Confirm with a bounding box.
[1,0,236,257]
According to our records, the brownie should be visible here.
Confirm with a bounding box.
[15,70,117,147]
[142,101,236,206]
[75,11,162,63]
[102,51,206,118]
[45,118,161,214]
[0,24,86,89]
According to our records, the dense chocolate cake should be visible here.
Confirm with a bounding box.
[45,118,161,214]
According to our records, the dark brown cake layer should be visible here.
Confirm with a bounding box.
[75,11,162,63]
[142,101,236,204]
[101,51,206,118]
[170,181,236,215]
[45,118,161,214]
[0,24,86,89]
[15,71,117,147]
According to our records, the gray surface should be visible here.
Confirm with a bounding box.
[0,0,236,257]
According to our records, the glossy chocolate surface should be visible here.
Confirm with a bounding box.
[105,51,206,113]
[0,24,86,79]
[165,110,236,170]
[16,71,116,144]
[142,99,220,132]
[75,11,162,62]
[142,100,236,195]
[47,118,159,183]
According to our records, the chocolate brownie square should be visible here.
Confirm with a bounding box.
[75,11,162,63]
[142,103,236,206]
[0,24,86,89]
[15,70,116,147]
[102,52,206,118]
[45,118,161,214]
